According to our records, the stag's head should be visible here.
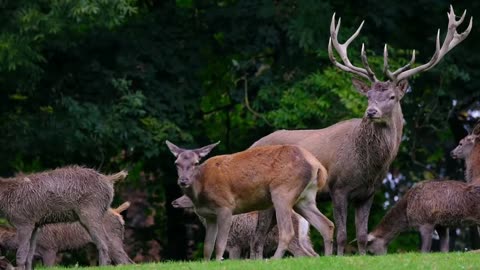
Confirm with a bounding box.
[166,141,219,188]
[451,124,480,160]
[329,5,472,122]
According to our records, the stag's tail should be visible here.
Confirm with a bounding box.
[105,170,128,183]
[113,201,131,214]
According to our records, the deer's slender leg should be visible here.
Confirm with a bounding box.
[214,208,233,261]
[419,224,434,252]
[250,208,275,259]
[271,192,295,259]
[15,224,35,270]
[354,195,374,255]
[25,226,39,270]
[203,218,218,260]
[332,190,348,255]
[435,226,449,252]
[77,208,111,265]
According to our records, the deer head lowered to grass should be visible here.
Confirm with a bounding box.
[166,141,334,260]
[250,5,472,256]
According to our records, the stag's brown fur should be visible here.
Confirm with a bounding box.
[172,195,317,258]
[0,166,126,270]
[368,180,480,254]
[0,203,132,266]
[167,142,333,260]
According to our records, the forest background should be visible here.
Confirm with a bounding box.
[0,0,479,264]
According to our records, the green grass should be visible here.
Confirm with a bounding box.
[42,252,480,270]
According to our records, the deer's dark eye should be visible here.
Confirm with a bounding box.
[390,96,395,100]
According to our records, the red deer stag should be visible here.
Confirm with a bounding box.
[250,5,472,255]
[166,141,334,260]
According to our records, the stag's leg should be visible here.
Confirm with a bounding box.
[294,192,334,256]
[419,224,434,252]
[15,224,35,270]
[77,209,111,265]
[354,195,374,255]
[332,190,348,255]
[435,226,449,252]
[203,218,218,260]
[214,208,233,261]
[271,192,295,259]
[250,208,275,259]
[25,226,39,270]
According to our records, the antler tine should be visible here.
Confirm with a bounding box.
[383,44,395,81]
[390,6,472,82]
[392,50,416,76]
[328,13,377,82]
[361,43,378,82]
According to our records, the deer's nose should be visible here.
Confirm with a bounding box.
[366,108,378,118]
[178,178,189,187]
[450,151,457,159]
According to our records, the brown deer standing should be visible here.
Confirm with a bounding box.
[250,5,472,255]
[166,141,334,260]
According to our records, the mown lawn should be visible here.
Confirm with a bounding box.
[42,252,480,270]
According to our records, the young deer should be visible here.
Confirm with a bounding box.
[0,166,127,270]
[0,202,132,266]
[166,141,334,260]
[250,5,472,256]
[172,195,317,258]
[451,123,480,183]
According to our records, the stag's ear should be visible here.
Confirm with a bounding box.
[351,77,371,95]
[395,80,410,99]
[165,140,184,157]
[195,141,220,159]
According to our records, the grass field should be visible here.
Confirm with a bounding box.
[42,252,480,270]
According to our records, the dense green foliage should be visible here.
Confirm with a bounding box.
[0,0,479,264]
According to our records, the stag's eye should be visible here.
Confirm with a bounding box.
[390,96,395,100]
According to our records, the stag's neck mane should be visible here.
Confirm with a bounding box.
[352,103,403,172]
[466,143,480,183]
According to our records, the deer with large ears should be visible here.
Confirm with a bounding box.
[451,123,480,183]
[166,141,334,260]
[250,5,472,256]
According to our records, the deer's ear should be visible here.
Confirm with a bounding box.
[473,122,480,135]
[165,140,184,157]
[352,77,371,95]
[195,141,220,158]
[395,80,410,99]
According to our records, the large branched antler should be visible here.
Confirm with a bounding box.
[328,13,378,82]
[384,5,473,83]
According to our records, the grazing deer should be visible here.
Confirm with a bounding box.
[166,141,334,260]
[367,180,480,254]
[0,202,132,266]
[250,5,472,255]
[451,123,480,183]
[172,195,317,258]
[0,166,127,270]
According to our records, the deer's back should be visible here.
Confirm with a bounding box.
[199,145,318,213]
[2,166,113,224]
[406,180,480,226]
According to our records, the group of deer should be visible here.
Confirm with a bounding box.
[168,5,475,260]
[0,167,134,270]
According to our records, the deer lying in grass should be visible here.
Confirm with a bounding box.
[0,202,132,266]
[172,195,317,258]
[250,5,472,256]
[368,125,480,254]
[0,166,127,270]
[166,141,334,260]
